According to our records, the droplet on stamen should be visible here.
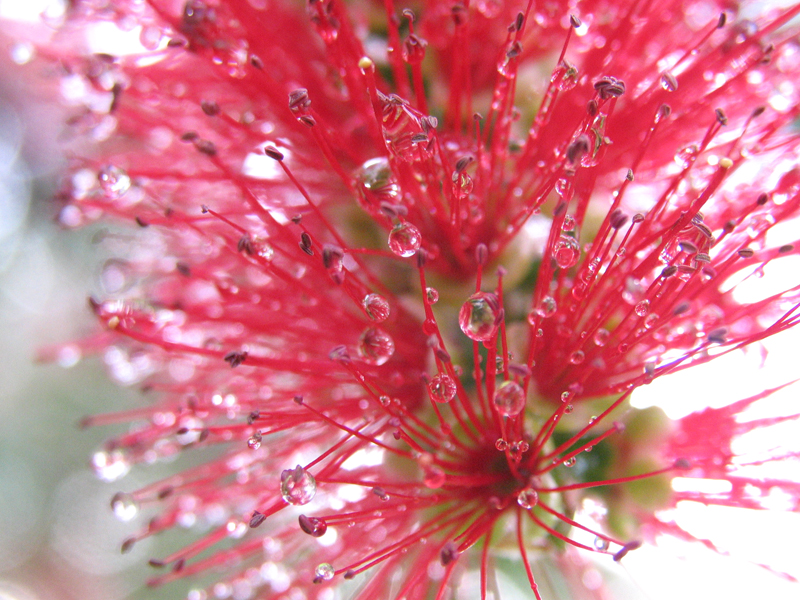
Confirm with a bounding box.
[493,380,526,417]
[362,293,390,322]
[516,487,539,509]
[314,563,335,582]
[458,292,502,341]
[280,465,317,505]
[428,374,457,403]
[357,327,395,365]
[388,222,422,257]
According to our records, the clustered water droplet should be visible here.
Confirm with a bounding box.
[280,465,317,505]
[428,373,457,403]
[458,292,502,341]
[493,380,526,417]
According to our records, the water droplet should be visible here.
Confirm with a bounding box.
[425,287,439,304]
[516,487,539,509]
[423,465,446,488]
[458,292,502,341]
[535,296,557,318]
[563,457,577,467]
[495,438,508,451]
[551,59,579,91]
[379,395,391,407]
[634,300,650,317]
[569,350,585,365]
[428,374,457,403]
[356,157,399,212]
[561,215,576,232]
[593,328,609,346]
[247,432,262,449]
[280,465,316,505]
[226,519,247,538]
[357,327,395,365]
[388,222,422,257]
[493,380,526,417]
[564,404,574,414]
[594,537,610,551]
[452,171,473,199]
[674,144,698,169]
[554,178,569,197]
[111,492,139,521]
[315,563,335,581]
[91,449,130,482]
[561,391,572,403]
[98,165,131,198]
[554,235,580,269]
[362,293,390,322]
[644,313,659,329]
[660,72,678,92]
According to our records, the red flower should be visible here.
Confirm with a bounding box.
[16,0,800,598]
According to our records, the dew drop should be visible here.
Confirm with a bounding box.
[356,157,399,212]
[91,448,130,482]
[458,292,502,341]
[362,293,390,322]
[634,300,650,317]
[423,465,446,488]
[357,327,395,365]
[379,395,391,407]
[535,295,557,318]
[554,178,569,197]
[315,563,335,581]
[594,537,610,551]
[674,144,698,169]
[388,222,422,257]
[563,457,577,467]
[554,235,580,269]
[247,432,262,449]
[516,487,539,509]
[111,492,139,522]
[569,350,585,365]
[428,374,457,403]
[593,328,609,346]
[493,380,526,417]
[280,465,316,505]
[561,215,576,232]
[425,287,439,304]
[495,438,508,451]
[551,59,579,91]
[98,165,131,198]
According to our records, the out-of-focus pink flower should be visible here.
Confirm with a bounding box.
[14,0,800,598]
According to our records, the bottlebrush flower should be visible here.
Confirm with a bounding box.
[15,0,800,598]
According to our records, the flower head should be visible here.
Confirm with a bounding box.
[15,0,800,598]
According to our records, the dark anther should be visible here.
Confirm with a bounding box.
[300,232,313,256]
[506,41,522,59]
[661,265,677,278]
[756,192,769,205]
[293,395,304,405]
[410,133,429,143]
[455,155,474,173]
[249,55,264,69]
[288,88,311,112]
[609,209,629,229]
[435,347,451,363]
[291,214,303,224]
[737,248,754,258]
[223,350,248,368]
[658,104,672,119]
[121,537,136,554]
[148,559,166,568]
[194,139,217,155]
[247,410,260,425]
[109,82,123,113]
[707,327,728,344]
[181,131,198,141]
[176,262,191,277]
[626,169,634,181]
[594,76,626,99]
[673,302,691,315]
[249,511,266,528]
[752,106,766,118]
[586,99,598,116]
[198,428,210,442]
[515,12,525,32]
[238,234,254,255]
[715,108,728,125]
[570,14,581,28]
[613,540,642,562]
[298,115,316,127]
[475,243,489,265]
[632,213,645,223]
[298,514,327,537]
[678,240,698,253]
[779,244,794,253]
[674,458,692,470]
[416,248,428,269]
[135,216,149,228]
[451,1,467,25]
[440,541,459,566]
[158,486,174,499]
[200,100,220,116]
[372,486,389,501]
[200,204,209,214]
[717,12,727,28]
[173,559,185,573]
[566,134,591,164]
[344,570,356,580]
[695,253,711,263]
[264,146,284,161]
[322,245,343,269]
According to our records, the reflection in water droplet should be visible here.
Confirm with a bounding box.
[493,380,526,417]
[554,235,580,269]
[425,287,439,304]
[458,292,501,341]
[569,350,585,365]
[428,374,457,403]
[423,465,446,488]
[535,296,557,318]
[280,465,316,505]
[635,300,650,317]
[111,492,139,522]
[362,293,390,322]
[98,165,131,198]
[388,222,422,257]
[315,563,335,581]
[551,59,579,91]
[563,457,577,467]
[91,449,131,482]
[356,157,399,212]
[516,487,539,509]
[593,328,609,346]
[247,432,262,449]
[357,327,395,365]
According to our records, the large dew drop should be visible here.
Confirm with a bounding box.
[356,157,399,212]
[362,293,390,322]
[388,222,422,257]
[458,292,502,341]
[315,563,335,582]
[493,380,526,417]
[98,165,131,198]
[280,465,317,505]
[357,327,395,365]
[516,487,539,509]
[428,373,457,403]
[554,235,580,269]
